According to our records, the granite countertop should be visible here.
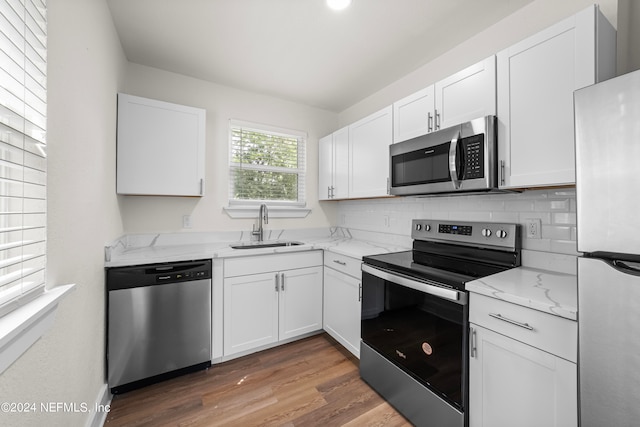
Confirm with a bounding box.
[466,267,577,321]
[104,227,411,267]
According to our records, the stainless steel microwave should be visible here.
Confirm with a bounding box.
[389,115,497,196]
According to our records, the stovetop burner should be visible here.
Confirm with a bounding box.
[363,220,521,290]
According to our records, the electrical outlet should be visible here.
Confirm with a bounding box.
[182,214,193,229]
[525,218,541,239]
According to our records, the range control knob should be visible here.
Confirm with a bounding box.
[424,224,431,232]
[481,228,492,237]
[497,229,508,239]
[415,224,422,231]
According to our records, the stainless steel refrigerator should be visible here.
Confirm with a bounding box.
[575,68,640,427]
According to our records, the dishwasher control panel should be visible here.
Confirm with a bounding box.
[107,259,212,291]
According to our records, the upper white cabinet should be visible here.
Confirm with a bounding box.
[393,56,496,143]
[393,85,435,143]
[117,93,206,196]
[349,105,393,198]
[497,5,616,189]
[318,126,349,200]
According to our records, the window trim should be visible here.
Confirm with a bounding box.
[227,119,308,210]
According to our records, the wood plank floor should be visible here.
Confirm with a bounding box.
[105,334,412,426]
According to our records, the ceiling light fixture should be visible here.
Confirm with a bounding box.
[326,0,352,11]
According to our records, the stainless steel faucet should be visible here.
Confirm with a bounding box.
[252,203,269,241]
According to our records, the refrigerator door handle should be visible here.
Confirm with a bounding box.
[612,260,640,276]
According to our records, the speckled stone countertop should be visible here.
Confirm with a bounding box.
[104,227,411,268]
[466,267,577,321]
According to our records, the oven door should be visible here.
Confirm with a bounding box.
[361,264,468,412]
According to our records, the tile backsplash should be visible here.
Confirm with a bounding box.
[337,188,578,273]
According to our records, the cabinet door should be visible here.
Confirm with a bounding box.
[332,126,349,199]
[435,56,496,130]
[323,267,361,358]
[117,93,206,196]
[393,85,435,143]
[223,272,279,356]
[279,266,323,341]
[349,106,393,198]
[318,134,333,201]
[469,324,577,427]
[496,6,613,188]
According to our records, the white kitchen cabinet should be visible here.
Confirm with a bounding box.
[393,85,436,143]
[318,126,349,200]
[223,251,323,357]
[116,93,206,196]
[393,56,496,143]
[469,293,577,427]
[323,252,361,358]
[496,5,616,188]
[349,105,393,198]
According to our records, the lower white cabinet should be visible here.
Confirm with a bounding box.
[469,293,577,427]
[223,252,323,357]
[323,252,361,358]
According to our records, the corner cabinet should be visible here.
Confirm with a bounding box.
[497,5,616,189]
[323,252,361,358]
[116,93,206,196]
[349,106,393,198]
[318,126,349,200]
[469,293,577,427]
[222,251,323,358]
[393,56,496,143]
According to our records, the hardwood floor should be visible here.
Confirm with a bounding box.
[105,334,411,426]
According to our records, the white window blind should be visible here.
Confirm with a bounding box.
[229,119,306,206]
[0,0,47,316]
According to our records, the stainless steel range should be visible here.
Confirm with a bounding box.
[360,220,520,427]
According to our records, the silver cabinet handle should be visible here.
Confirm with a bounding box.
[435,110,441,130]
[500,160,505,186]
[328,186,331,199]
[386,177,390,195]
[331,186,335,198]
[470,326,477,358]
[489,313,534,331]
[275,273,279,292]
[200,178,204,195]
[427,112,433,132]
[358,283,362,302]
[333,259,347,266]
[280,272,285,291]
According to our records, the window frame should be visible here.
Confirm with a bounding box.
[227,119,307,208]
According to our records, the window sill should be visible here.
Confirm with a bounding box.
[224,205,311,219]
[0,284,76,374]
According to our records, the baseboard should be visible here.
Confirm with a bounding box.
[85,383,112,427]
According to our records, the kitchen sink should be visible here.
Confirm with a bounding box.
[229,241,304,250]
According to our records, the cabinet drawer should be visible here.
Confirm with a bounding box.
[470,293,576,362]
[324,251,361,279]
[224,251,322,278]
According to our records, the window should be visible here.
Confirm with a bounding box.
[229,119,306,207]
[0,0,47,316]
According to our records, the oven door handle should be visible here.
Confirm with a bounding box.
[362,264,465,304]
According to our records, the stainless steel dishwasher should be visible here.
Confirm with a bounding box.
[106,259,212,394]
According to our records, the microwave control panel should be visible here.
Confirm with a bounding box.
[462,135,484,179]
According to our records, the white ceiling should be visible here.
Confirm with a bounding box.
[106,0,532,112]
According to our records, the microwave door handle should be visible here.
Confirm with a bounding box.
[448,131,461,189]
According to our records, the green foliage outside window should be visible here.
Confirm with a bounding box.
[230,128,303,202]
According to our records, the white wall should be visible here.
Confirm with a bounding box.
[119,64,339,234]
[0,0,127,426]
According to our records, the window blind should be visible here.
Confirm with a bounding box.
[0,0,47,316]
[229,120,306,205]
